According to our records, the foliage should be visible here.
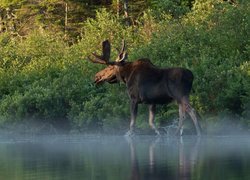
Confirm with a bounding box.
[150,0,194,19]
[0,0,249,133]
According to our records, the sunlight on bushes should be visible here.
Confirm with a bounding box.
[0,1,249,133]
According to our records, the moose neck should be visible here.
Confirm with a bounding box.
[116,62,133,84]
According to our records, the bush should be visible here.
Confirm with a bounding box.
[0,1,249,133]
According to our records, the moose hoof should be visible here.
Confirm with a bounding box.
[197,131,202,137]
[124,130,135,137]
[175,130,182,137]
[155,130,161,137]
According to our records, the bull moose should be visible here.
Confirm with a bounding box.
[88,40,201,136]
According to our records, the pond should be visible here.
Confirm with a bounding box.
[0,135,250,180]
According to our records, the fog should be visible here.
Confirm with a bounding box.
[0,116,249,180]
[0,133,250,180]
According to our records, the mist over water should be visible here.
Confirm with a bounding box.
[0,134,250,180]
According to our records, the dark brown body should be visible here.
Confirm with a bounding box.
[117,59,193,105]
[90,40,201,136]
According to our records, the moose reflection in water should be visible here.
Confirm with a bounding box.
[126,137,201,180]
[1,136,250,179]
[88,40,201,136]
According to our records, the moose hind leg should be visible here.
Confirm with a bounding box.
[187,106,201,136]
[176,103,186,136]
[182,97,201,136]
[149,104,160,136]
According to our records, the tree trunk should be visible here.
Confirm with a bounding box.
[64,2,68,39]
[0,14,4,33]
[123,0,129,25]
[116,0,119,17]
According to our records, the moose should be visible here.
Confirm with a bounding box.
[88,40,201,136]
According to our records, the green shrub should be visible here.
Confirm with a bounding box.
[0,1,249,133]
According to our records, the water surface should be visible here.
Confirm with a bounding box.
[0,135,250,180]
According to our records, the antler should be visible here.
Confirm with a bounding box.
[115,39,128,62]
[88,40,127,65]
[88,40,111,65]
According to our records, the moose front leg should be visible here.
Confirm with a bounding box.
[126,101,138,136]
[149,104,160,136]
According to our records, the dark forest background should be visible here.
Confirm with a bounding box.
[0,0,249,134]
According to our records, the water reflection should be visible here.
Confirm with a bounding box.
[0,135,250,180]
[178,137,200,180]
[127,136,201,180]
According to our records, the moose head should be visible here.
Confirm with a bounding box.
[89,40,128,85]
